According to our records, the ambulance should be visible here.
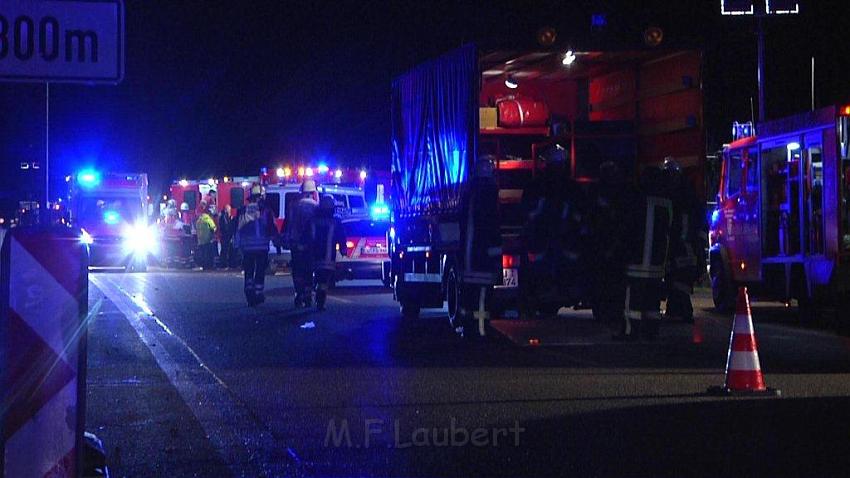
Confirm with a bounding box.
[711,106,850,320]
[70,170,155,271]
[259,165,371,265]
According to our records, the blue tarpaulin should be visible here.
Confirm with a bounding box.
[391,44,478,217]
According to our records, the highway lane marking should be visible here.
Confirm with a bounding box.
[90,274,302,477]
[327,295,354,304]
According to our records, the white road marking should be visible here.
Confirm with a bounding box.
[90,274,301,477]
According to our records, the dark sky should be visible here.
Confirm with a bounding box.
[2,0,849,198]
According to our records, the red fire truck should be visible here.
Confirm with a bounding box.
[710,106,850,320]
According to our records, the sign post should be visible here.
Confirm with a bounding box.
[0,2,122,476]
[0,0,125,220]
[720,1,800,122]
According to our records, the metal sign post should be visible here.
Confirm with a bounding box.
[0,2,123,476]
[721,0,800,122]
[0,0,125,221]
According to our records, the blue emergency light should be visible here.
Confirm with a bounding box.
[77,169,101,188]
[103,210,122,225]
[732,121,754,141]
[370,203,390,220]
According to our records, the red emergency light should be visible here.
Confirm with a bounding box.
[839,105,850,116]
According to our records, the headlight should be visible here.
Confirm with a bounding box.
[79,228,94,245]
[122,221,159,256]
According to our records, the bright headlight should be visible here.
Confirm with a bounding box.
[79,228,94,245]
[123,222,158,256]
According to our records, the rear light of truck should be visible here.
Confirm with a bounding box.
[502,254,519,269]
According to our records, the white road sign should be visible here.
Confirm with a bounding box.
[0,0,124,83]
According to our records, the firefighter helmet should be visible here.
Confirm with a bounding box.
[301,179,317,193]
[180,202,190,211]
[250,184,262,198]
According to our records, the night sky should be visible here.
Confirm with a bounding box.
[2,0,849,199]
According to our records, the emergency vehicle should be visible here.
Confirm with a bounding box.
[389,44,706,334]
[711,106,850,319]
[337,217,391,282]
[259,164,378,268]
[70,170,154,271]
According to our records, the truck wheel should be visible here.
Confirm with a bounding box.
[710,260,735,313]
[400,302,420,320]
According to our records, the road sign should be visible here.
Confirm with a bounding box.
[721,1,800,16]
[0,0,124,84]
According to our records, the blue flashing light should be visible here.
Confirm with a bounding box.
[370,203,390,220]
[77,169,101,188]
[317,164,329,174]
[591,13,607,28]
[103,210,122,225]
[710,209,721,227]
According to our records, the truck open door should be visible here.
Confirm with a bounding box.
[712,138,761,310]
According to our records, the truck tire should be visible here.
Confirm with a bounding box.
[400,302,420,320]
[710,258,735,313]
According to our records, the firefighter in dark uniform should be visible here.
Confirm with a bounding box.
[520,160,574,318]
[235,185,279,306]
[458,157,502,335]
[618,167,674,340]
[663,157,708,322]
[590,161,630,325]
[308,195,348,310]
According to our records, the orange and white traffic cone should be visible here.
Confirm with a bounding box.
[708,287,780,396]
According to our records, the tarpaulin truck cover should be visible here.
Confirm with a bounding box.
[391,44,478,218]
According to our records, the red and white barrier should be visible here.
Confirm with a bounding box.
[1,228,88,478]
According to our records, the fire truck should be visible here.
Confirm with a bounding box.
[710,106,850,320]
[389,44,706,334]
[70,170,154,271]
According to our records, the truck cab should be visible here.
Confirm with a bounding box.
[710,106,850,318]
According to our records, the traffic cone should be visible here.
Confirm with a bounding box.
[708,287,780,396]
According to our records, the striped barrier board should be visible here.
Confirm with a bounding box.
[1,227,88,478]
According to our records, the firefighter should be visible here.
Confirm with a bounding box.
[219,204,237,269]
[235,185,278,305]
[459,157,502,334]
[308,195,348,310]
[590,161,630,325]
[663,157,707,322]
[285,179,319,307]
[520,160,573,318]
[617,167,673,340]
[195,200,217,270]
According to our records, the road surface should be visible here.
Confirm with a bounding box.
[85,271,850,477]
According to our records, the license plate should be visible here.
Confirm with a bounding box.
[502,268,518,288]
[363,246,388,255]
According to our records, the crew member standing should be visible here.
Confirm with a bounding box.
[663,158,707,322]
[458,157,502,335]
[619,167,673,340]
[195,200,217,270]
[308,195,348,310]
[590,161,630,326]
[285,179,319,307]
[218,204,237,269]
[236,185,278,305]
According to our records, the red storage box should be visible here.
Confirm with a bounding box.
[496,96,549,127]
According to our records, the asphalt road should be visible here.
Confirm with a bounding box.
[85,271,850,477]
